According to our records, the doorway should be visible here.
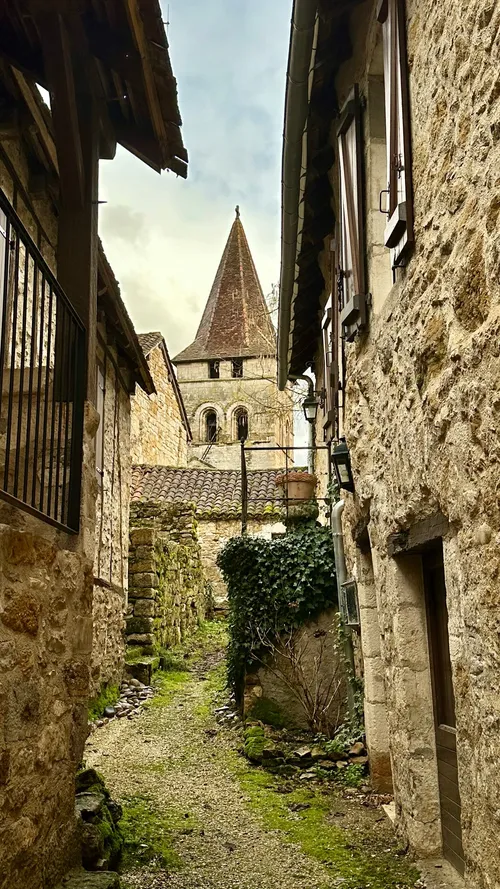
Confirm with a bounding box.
[423,543,464,875]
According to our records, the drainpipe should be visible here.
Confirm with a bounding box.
[289,374,315,474]
[331,499,357,720]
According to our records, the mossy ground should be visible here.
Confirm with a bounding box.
[87,620,421,889]
[120,794,196,870]
[230,759,419,889]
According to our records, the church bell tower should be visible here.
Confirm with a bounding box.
[173,209,293,470]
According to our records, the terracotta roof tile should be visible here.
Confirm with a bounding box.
[131,465,285,519]
[173,212,276,362]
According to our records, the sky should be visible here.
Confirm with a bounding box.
[98,0,293,360]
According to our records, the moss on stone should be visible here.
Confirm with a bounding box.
[88,686,120,722]
[247,696,288,728]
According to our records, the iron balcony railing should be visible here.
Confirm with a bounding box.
[0,189,85,533]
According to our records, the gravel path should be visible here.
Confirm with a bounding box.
[85,658,336,889]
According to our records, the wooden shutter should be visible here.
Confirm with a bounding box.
[337,84,367,342]
[378,0,414,266]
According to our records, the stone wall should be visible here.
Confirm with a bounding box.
[243,609,345,733]
[0,145,98,889]
[91,344,132,696]
[127,503,206,654]
[326,1,500,884]
[131,342,188,467]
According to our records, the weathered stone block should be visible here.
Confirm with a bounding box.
[127,634,154,646]
[126,616,153,635]
[128,587,156,600]
[129,559,155,574]
[129,528,155,546]
[133,599,155,617]
[129,572,159,589]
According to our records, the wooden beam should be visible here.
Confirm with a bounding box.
[11,68,59,173]
[124,0,167,157]
[36,12,84,208]
[56,94,99,403]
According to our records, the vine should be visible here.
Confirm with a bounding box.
[217,524,337,699]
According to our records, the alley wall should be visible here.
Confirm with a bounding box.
[332,0,500,884]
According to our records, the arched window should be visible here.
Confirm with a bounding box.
[235,407,248,442]
[205,410,218,443]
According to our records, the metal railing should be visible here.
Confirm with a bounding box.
[0,189,85,532]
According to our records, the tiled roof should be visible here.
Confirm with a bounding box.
[138,331,164,355]
[173,212,277,362]
[131,465,285,519]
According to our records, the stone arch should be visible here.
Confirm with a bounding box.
[193,403,225,443]
[228,403,250,442]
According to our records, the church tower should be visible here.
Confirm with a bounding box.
[173,209,293,470]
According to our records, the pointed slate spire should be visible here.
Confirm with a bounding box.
[174,211,276,361]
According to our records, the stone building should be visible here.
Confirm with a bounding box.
[131,464,286,607]
[91,252,155,697]
[131,331,191,467]
[0,5,186,888]
[173,209,294,470]
[277,0,500,885]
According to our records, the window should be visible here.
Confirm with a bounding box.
[96,363,105,484]
[377,0,414,266]
[208,360,220,378]
[231,358,243,378]
[205,410,218,442]
[235,407,248,442]
[337,84,367,341]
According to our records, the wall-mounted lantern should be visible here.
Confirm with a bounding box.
[339,578,360,629]
[332,438,355,493]
[302,393,319,424]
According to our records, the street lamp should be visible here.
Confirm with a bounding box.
[332,438,355,493]
[302,393,319,424]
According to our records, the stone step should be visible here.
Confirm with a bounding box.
[56,870,121,889]
[125,655,159,685]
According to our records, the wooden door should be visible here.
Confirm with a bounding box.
[423,544,465,875]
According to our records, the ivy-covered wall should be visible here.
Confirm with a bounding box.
[127,503,206,654]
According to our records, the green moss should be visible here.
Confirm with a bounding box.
[230,757,419,889]
[243,725,267,762]
[247,696,288,728]
[194,662,226,719]
[88,684,120,722]
[120,795,196,870]
[145,670,191,709]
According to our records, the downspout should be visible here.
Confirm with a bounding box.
[278,0,318,391]
[289,374,315,474]
[331,500,357,720]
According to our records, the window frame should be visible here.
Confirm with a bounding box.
[208,359,220,379]
[231,358,243,378]
[377,0,414,267]
[205,409,218,443]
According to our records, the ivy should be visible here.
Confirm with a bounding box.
[217,524,337,698]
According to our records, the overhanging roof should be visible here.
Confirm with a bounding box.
[278,0,363,387]
[0,0,187,176]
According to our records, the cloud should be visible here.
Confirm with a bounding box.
[100,205,146,246]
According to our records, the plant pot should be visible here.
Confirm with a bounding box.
[275,471,317,503]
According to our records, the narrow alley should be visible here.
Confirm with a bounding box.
[85,626,419,889]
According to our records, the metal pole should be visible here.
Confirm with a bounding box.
[240,439,248,536]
